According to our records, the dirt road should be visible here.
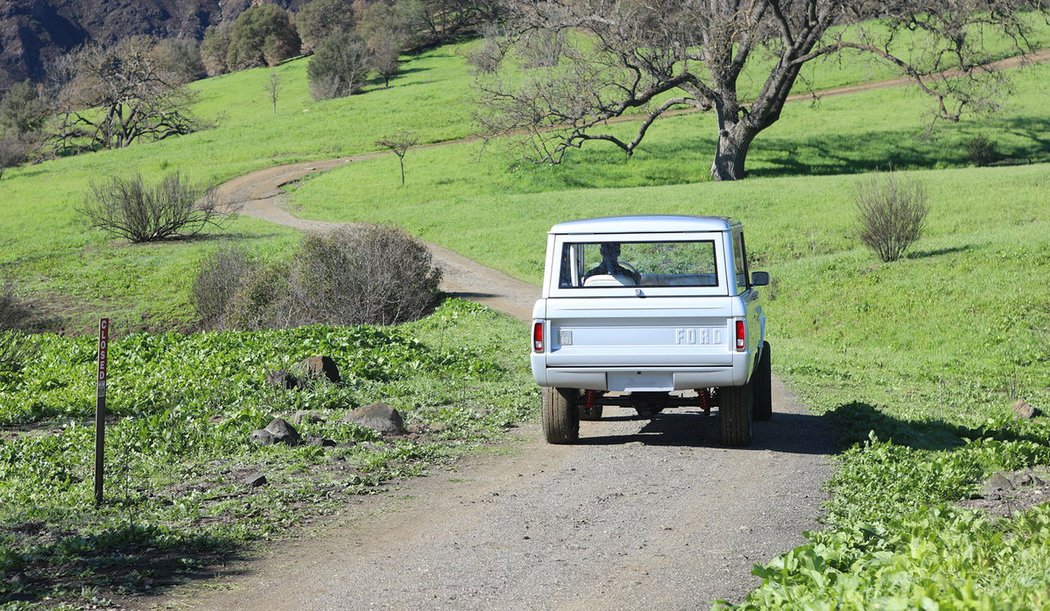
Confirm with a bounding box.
[192,149,839,610]
[179,399,831,609]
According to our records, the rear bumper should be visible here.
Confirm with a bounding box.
[532,364,743,391]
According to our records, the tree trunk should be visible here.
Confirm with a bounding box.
[710,120,756,181]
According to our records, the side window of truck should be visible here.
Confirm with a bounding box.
[732,230,749,293]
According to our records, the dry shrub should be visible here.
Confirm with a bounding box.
[195,225,443,329]
[79,172,227,243]
[192,247,259,330]
[226,263,297,330]
[965,135,999,166]
[0,135,26,181]
[290,225,442,326]
[0,283,36,374]
[856,174,929,262]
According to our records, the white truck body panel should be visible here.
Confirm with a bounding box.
[531,215,766,393]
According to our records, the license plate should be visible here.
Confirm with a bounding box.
[608,372,673,392]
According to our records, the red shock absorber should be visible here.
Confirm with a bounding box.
[583,390,599,410]
[697,388,712,415]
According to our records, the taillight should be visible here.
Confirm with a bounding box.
[533,322,544,353]
[735,320,746,352]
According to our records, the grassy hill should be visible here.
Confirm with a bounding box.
[0,21,1049,608]
[1,21,1048,330]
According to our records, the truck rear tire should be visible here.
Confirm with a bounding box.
[753,341,772,422]
[719,382,753,447]
[543,387,579,444]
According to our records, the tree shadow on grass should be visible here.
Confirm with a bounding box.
[745,116,1050,179]
[137,230,288,244]
[0,521,248,606]
[619,115,1050,182]
[826,401,1046,451]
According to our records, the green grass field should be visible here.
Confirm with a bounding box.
[1,19,1049,609]
[1,20,1047,331]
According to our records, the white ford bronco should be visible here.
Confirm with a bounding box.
[531,215,771,447]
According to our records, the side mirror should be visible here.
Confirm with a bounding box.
[751,271,770,286]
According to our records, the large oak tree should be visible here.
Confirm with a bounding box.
[54,37,198,151]
[478,0,1045,180]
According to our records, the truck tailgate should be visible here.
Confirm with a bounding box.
[544,297,733,368]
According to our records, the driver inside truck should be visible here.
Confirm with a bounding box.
[584,242,639,283]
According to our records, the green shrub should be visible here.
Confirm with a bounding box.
[227,5,301,70]
[307,31,369,100]
[0,80,48,136]
[0,135,25,181]
[296,0,356,52]
[200,23,232,75]
[154,37,206,82]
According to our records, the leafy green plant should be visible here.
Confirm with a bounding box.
[0,299,534,606]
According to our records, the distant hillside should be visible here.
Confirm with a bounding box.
[0,0,302,92]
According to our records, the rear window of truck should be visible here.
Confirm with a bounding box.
[558,241,719,289]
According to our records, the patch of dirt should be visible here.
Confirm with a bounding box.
[959,469,1050,518]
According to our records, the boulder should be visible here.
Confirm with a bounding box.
[242,473,268,488]
[293,410,324,425]
[301,356,341,384]
[1012,399,1036,420]
[983,471,1015,495]
[250,429,274,445]
[343,402,406,435]
[305,435,338,448]
[264,417,302,445]
[266,370,303,390]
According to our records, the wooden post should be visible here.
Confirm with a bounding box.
[94,318,109,507]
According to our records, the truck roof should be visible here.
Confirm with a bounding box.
[548,215,738,235]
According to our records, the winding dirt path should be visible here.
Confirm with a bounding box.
[179,54,1046,609]
[218,156,538,320]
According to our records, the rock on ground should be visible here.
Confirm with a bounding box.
[343,403,405,435]
[301,356,341,384]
